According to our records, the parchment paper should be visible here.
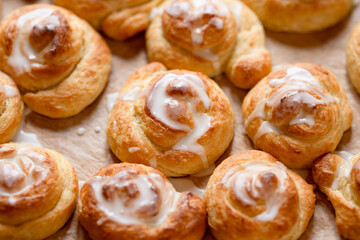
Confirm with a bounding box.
[3,0,360,239]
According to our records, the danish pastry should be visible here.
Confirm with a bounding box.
[241,0,353,33]
[347,21,360,94]
[54,0,164,41]
[78,163,207,240]
[205,150,315,240]
[107,62,234,177]
[0,4,112,118]
[146,0,272,89]
[0,143,78,240]
[313,152,360,240]
[242,63,352,169]
[0,72,23,144]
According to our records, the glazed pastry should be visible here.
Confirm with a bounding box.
[146,0,272,89]
[78,163,207,240]
[0,143,78,240]
[313,152,360,240]
[54,0,164,41]
[241,0,353,33]
[242,63,352,169]
[107,62,234,177]
[0,4,111,118]
[0,72,23,144]
[347,21,360,94]
[205,150,315,240]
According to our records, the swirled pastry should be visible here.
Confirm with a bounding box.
[54,0,164,41]
[146,0,272,89]
[0,143,78,240]
[241,0,353,33]
[0,4,111,118]
[312,152,360,240]
[0,72,23,144]
[242,63,352,169]
[107,62,234,177]
[79,163,207,240]
[347,21,360,94]
[205,150,315,240]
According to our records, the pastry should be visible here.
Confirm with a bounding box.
[241,0,353,33]
[54,0,164,41]
[205,150,315,240]
[313,152,360,240]
[242,63,352,169]
[347,21,360,94]
[0,4,112,118]
[78,163,207,240]
[0,72,23,144]
[146,0,272,89]
[106,62,234,177]
[0,143,78,240]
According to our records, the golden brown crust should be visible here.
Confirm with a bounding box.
[78,163,207,240]
[242,63,352,169]
[54,0,165,41]
[0,72,23,144]
[0,4,111,118]
[0,143,78,240]
[106,62,234,177]
[241,0,353,33]
[347,21,360,94]
[146,0,271,89]
[313,152,360,240]
[205,150,315,240]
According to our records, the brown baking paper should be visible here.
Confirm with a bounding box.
[2,0,360,239]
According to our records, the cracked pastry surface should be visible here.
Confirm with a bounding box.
[107,62,234,177]
[54,0,165,41]
[205,150,315,240]
[242,63,352,169]
[78,163,207,240]
[313,152,360,240]
[146,0,272,89]
[0,72,23,144]
[241,0,353,33]
[0,143,78,240]
[347,21,360,94]
[0,4,111,118]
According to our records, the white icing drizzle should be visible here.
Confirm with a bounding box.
[128,147,141,153]
[8,8,60,75]
[106,92,119,112]
[247,66,335,140]
[0,84,19,98]
[221,161,288,221]
[91,170,180,226]
[77,127,86,136]
[147,73,211,168]
[12,108,42,147]
[165,0,229,46]
[192,49,221,71]
[0,147,48,204]
[331,151,355,190]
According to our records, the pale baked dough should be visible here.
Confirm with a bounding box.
[242,63,352,169]
[205,150,315,240]
[0,143,78,240]
[146,0,272,89]
[313,152,360,240]
[0,4,111,118]
[79,163,207,240]
[106,62,234,177]
[55,0,164,40]
[0,72,23,144]
[241,0,353,33]
[347,21,360,94]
